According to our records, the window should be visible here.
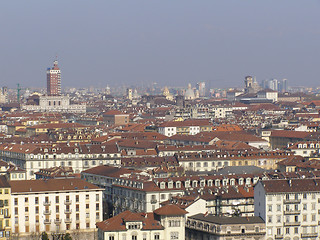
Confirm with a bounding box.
[303,204,307,210]
[109,236,115,240]
[76,195,79,202]
[132,236,137,240]
[286,227,290,234]
[35,197,39,204]
[268,205,272,212]
[96,203,99,211]
[25,197,28,203]
[170,232,178,239]
[294,227,298,234]
[96,194,99,201]
[56,196,59,203]
[154,233,160,240]
[277,204,281,211]
[86,194,89,200]
[303,215,307,221]
[14,198,18,205]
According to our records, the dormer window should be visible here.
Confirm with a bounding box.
[160,182,166,189]
[215,179,220,187]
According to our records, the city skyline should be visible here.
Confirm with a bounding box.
[0,1,320,89]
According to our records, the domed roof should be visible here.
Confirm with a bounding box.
[184,83,195,100]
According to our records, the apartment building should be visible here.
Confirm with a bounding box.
[10,178,103,239]
[97,204,187,240]
[83,165,263,216]
[0,143,121,179]
[177,150,290,172]
[186,214,265,240]
[0,176,11,239]
[287,141,320,157]
[158,119,212,137]
[254,178,320,240]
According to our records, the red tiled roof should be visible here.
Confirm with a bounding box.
[96,210,164,231]
[10,178,102,193]
[153,204,188,216]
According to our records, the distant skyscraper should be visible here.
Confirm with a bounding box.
[197,82,206,97]
[47,60,61,96]
[279,79,288,92]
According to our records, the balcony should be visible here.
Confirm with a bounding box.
[44,219,51,224]
[65,218,72,223]
[54,219,61,224]
[284,210,300,215]
[283,199,301,204]
[65,209,72,214]
[43,201,51,206]
[274,235,283,239]
[64,200,72,205]
[284,222,300,226]
[301,233,318,238]
[151,199,157,204]
[43,210,51,215]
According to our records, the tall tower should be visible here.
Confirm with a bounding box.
[47,60,61,96]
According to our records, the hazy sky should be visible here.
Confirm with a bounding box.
[1,0,320,89]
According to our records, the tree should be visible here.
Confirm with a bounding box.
[64,233,72,240]
[41,232,49,240]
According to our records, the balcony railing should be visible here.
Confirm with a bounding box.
[284,210,300,215]
[301,233,318,238]
[44,219,51,224]
[54,219,61,224]
[65,218,72,223]
[64,200,72,205]
[43,201,51,206]
[284,222,300,226]
[283,199,301,204]
[43,210,51,215]
[65,209,72,214]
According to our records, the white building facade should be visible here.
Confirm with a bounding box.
[10,178,103,239]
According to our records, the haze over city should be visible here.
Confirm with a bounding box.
[1,0,320,89]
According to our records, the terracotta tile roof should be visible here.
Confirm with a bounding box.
[103,110,127,116]
[270,130,310,139]
[153,204,188,216]
[82,165,140,177]
[96,210,164,231]
[262,178,320,193]
[27,122,87,129]
[0,175,10,188]
[10,178,102,193]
